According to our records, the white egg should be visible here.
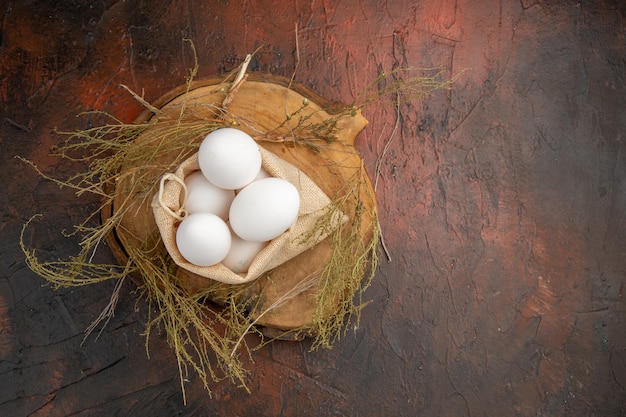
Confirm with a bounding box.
[198,128,261,190]
[176,213,231,266]
[183,171,235,219]
[254,167,270,181]
[222,233,267,274]
[235,167,270,194]
[229,178,300,242]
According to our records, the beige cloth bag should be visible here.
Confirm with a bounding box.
[152,146,346,285]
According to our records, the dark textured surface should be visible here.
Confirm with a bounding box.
[1,1,625,416]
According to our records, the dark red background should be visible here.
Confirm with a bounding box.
[1,1,624,416]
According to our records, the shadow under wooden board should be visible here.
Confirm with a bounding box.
[101,72,378,340]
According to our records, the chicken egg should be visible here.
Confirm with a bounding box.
[253,167,270,181]
[235,167,270,194]
[221,233,268,274]
[176,212,231,266]
[183,171,235,219]
[198,128,261,190]
[229,177,300,242]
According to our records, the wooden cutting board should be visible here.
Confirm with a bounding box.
[102,73,377,338]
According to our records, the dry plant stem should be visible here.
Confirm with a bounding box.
[288,21,300,90]
[177,38,201,125]
[222,53,252,110]
[230,53,252,90]
[353,67,468,109]
[229,269,320,357]
[374,92,400,191]
[82,274,127,344]
[378,218,391,263]
[373,92,400,263]
[20,215,132,287]
[119,85,163,116]
[282,21,301,140]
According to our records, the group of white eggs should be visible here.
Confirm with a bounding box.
[175,128,300,273]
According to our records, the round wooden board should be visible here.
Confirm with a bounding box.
[103,73,377,336]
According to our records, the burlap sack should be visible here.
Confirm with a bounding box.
[152,146,346,285]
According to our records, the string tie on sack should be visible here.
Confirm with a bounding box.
[158,173,188,221]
